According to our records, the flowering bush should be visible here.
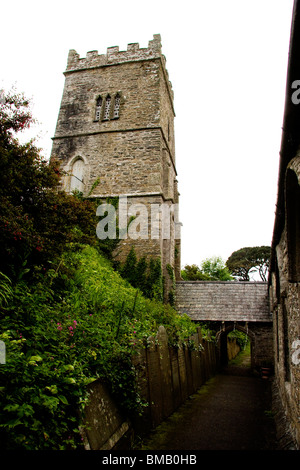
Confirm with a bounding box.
[0,90,100,279]
[0,88,200,450]
[0,245,198,449]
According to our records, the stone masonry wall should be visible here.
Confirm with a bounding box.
[82,326,219,449]
[51,35,176,199]
[270,224,300,448]
[50,35,180,290]
[227,337,241,361]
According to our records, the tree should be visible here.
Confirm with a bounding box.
[181,264,210,281]
[0,89,99,278]
[201,256,233,281]
[181,257,233,281]
[226,246,271,281]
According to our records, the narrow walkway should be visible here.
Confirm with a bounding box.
[139,367,278,451]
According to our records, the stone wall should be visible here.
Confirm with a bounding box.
[81,381,131,450]
[82,325,219,450]
[227,337,241,361]
[50,34,181,293]
[269,164,300,448]
[269,224,300,448]
[215,322,273,369]
[268,2,300,449]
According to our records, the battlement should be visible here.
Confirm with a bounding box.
[67,34,165,71]
[65,34,173,102]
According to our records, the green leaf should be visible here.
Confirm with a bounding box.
[6,418,23,428]
[64,377,76,384]
[45,385,58,394]
[28,355,43,362]
[63,364,74,372]
[58,395,69,405]
[4,403,20,412]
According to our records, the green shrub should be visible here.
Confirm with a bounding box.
[0,88,201,450]
[119,247,163,302]
[0,245,197,449]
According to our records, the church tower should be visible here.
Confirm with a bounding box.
[50,34,181,295]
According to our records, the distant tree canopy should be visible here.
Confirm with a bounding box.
[226,246,271,281]
[181,256,233,281]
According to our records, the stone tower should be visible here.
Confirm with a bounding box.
[50,34,181,293]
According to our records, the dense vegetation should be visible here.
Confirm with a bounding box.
[0,244,197,450]
[0,90,199,449]
[181,256,233,281]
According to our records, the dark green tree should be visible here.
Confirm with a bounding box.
[226,246,271,281]
[119,247,163,301]
[0,89,100,279]
[181,264,210,280]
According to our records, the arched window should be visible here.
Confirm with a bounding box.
[70,158,85,193]
[95,96,102,121]
[113,93,121,119]
[103,95,111,120]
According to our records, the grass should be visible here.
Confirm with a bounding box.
[228,341,251,368]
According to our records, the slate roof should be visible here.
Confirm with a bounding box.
[175,281,271,322]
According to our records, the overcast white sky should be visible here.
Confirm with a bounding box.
[0,0,294,269]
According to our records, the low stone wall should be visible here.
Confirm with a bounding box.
[227,337,241,361]
[82,325,219,450]
[132,326,218,433]
[82,381,131,450]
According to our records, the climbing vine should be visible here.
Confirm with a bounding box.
[166,263,176,306]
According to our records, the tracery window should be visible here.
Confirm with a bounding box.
[113,93,121,119]
[95,96,102,121]
[94,92,121,122]
[103,95,111,120]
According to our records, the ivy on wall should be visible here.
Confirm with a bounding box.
[166,264,176,306]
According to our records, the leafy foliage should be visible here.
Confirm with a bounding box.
[181,256,233,281]
[0,89,201,450]
[181,264,208,280]
[226,246,271,281]
[0,89,122,281]
[118,247,164,302]
[227,330,249,349]
[0,246,198,449]
[0,91,103,279]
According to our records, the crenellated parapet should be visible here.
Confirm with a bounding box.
[66,34,173,101]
